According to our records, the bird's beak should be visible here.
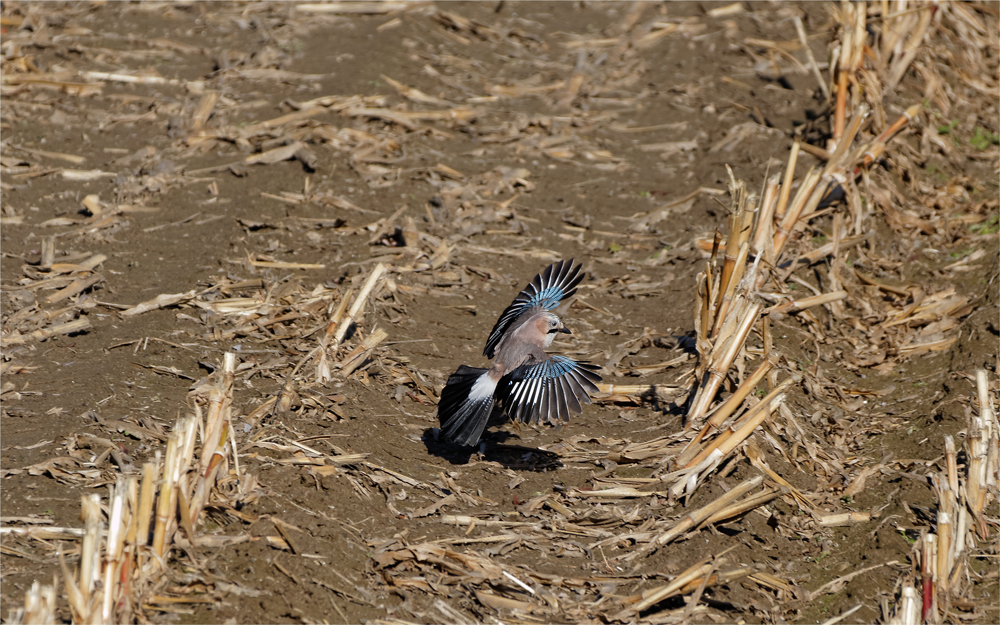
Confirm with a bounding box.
[558,326,572,334]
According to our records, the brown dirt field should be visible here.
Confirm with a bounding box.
[1,2,997,624]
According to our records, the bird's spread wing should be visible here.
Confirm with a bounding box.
[483,259,583,359]
[497,355,601,424]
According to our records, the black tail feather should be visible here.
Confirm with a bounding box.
[438,365,495,446]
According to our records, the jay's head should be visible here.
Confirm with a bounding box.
[535,312,571,347]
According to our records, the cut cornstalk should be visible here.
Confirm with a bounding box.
[701,486,786,527]
[680,428,734,472]
[752,175,781,257]
[766,290,848,315]
[19,581,56,625]
[832,13,852,146]
[27,317,92,342]
[595,383,685,396]
[655,475,764,545]
[825,104,869,173]
[745,442,815,511]
[688,301,762,423]
[893,584,920,625]
[101,477,129,623]
[793,17,830,99]
[711,241,751,339]
[333,262,386,347]
[339,327,389,375]
[151,433,181,558]
[135,462,156,549]
[921,533,936,623]
[714,175,750,325]
[855,104,921,174]
[894,585,919,625]
[76,494,103,622]
[678,565,756,595]
[936,511,951,595]
[772,167,821,258]
[680,354,777,460]
[617,558,713,617]
[714,392,783,458]
[773,141,800,222]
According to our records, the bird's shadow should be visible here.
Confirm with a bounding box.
[422,409,563,471]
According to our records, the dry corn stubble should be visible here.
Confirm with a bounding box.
[1,1,997,624]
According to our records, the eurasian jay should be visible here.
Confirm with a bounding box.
[438,259,602,446]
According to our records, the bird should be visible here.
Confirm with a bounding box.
[437,259,602,446]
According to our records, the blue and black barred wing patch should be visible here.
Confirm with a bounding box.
[497,355,602,425]
[483,259,584,359]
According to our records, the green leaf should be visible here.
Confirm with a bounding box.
[970,127,1000,151]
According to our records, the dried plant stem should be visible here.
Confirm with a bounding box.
[703,486,786,527]
[440,515,534,528]
[120,477,138,617]
[715,177,748,323]
[152,431,181,558]
[766,290,848,315]
[313,287,354,383]
[325,287,354,342]
[100,477,129,623]
[696,271,711,352]
[618,558,713,617]
[679,355,777,463]
[682,564,756,596]
[921,532,936,622]
[887,7,933,89]
[281,263,387,402]
[2,526,86,540]
[25,317,92,342]
[826,104,869,175]
[714,391,782,459]
[135,462,156,550]
[833,64,849,146]
[944,434,959,490]
[190,353,236,525]
[772,167,820,258]
[333,263,386,348]
[340,327,389,375]
[965,369,997,539]
[680,429,733,474]
[895,584,919,625]
[60,550,87,625]
[17,580,57,625]
[199,388,227,474]
[855,103,921,172]
[752,175,781,258]
[75,493,103,622]
[936,510,952,595]
[832,3,855,146]
[688,301,762,424]
[794,16,830,99]
[711,242,751,339]
[655,475,764,545]
[596,383,684,395]
[745,440,816,511]
[773,141,800,222]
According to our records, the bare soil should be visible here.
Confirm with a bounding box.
[1,2,997,624]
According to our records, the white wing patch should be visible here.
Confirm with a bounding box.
[469,373,497,401]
